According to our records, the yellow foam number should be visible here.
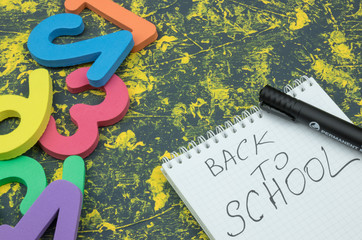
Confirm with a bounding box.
[0,69,52,160]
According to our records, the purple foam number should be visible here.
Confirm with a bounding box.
[0,180,82,240]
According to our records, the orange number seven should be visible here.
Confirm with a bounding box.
[65,0,158,52]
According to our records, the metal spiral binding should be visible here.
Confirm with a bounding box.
[283,75,313,97]
[162,76,314,169]
[161,106,262,169]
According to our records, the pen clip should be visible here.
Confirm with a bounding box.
[260,102,296,121]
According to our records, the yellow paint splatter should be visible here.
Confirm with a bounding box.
[89,89,106,96]
[55,118,71,136]
[104,130,145,150]
[90,12,108,31]
[130,0,146,16]
[190,98,207,118]
[82,209,103,228]
[171,103,187,130]
[0,81,10,94]
[123,64,157,104]
[181,53,191,64]
[192,231,209,240]
[0,32,29,77]
[255,12,281,31]
[289,8,311,30]
[328,30,354,61]
[102,222,117,233]
[161,97,169,105]
[186,0,208,20]
[237,87,245,93]
[243,46,273,86]
[356,109,362,118]
[311,58,355,89]
[147,222,155,228]
[160,151,172,161]
[55,104,68,113]
[260,0,272,4]
[51,164,64,182]
[0,183,11,196]
[43,1,61,16]
[8,183,20,208]
[58,70,68,77]
[17,70,33,84]
[178,205,199,227]
[201,76,229,111]
[258,0,290,5]
[86,159,93,170]
[351,1,362,16]
[155,36,178,52]
[127,81,148,104]
[0,0,38,13]
[146,166,168,211]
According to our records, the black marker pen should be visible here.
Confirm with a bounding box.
[259,85,362,153]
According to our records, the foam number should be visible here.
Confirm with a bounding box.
[39,67,130,160]
[62,155,85,195]
[64,0,158,52]
[27,13,134,87]
[0,69,52,160]
[0,155,85,215]
[0,156,47,215]
[0,180,83,240]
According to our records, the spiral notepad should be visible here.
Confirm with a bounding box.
[161,77,362,240]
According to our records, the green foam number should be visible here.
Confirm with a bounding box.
[0,156,47,215]
[0,155,85,215]
[62,155,85,195]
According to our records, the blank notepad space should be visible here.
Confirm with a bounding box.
[161,78,362,240]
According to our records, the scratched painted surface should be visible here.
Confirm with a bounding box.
[0,0,361,239]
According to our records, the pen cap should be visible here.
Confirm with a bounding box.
[259,85,303,120]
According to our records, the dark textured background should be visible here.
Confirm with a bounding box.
[0,0,361,239]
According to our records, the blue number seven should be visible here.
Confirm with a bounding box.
[27,13,134,87]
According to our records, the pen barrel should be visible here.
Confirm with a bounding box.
[297,104,362,151]
[260,85,362,152]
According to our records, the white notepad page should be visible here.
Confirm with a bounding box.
[161,77,362,240]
